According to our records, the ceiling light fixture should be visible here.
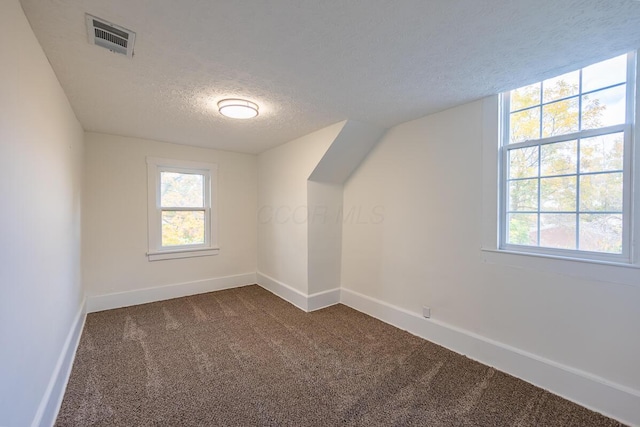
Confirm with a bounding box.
[217,98,259,119]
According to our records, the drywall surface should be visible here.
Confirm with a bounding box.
[307,181,343,295]
[0,1,84,425]
[309,120,386,184]
[341,99,640,392]
[257,122,345,293]
[82,132,257,296]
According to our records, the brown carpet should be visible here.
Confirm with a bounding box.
[56,285,622,426]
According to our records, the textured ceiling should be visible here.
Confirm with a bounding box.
[19,0,640,154]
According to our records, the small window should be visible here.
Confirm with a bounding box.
[147,157,219,261]
[500,53,636,262]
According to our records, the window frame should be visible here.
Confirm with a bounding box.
[146,157,219,261]
[498,52,638,264]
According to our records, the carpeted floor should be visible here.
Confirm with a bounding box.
[56,285,622,426]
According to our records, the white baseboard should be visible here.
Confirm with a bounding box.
[308,287,341,311]
[86,273,257,313]
[255,272,340,312]
[256,272,309,311]
[31,300,86,427]
[340,288,640,427]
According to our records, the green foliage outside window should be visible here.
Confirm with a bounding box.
[504,54,628,254]
[160,172,206,246]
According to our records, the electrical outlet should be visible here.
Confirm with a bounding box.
[422,306,431,318]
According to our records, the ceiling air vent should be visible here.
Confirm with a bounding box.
[86,14,136,58]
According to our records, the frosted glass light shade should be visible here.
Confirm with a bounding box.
[217,99,259,119]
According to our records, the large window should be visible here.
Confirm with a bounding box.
[501,53,636,262]
[147,157,218,261]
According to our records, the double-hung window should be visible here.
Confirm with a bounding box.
[500,52,637,262]
[147,157,219,261]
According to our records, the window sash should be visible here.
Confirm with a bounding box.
[160,207,208,212]
[499,52,636,263]
[160,209,208,248]
[156,167,211,250]
[159,168,206,209]
[146,157,218,260]
[509,81,627,115]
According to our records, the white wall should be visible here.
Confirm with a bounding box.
[257,123,344,293]
[307,181,343,295]
[0,1,84,425]
[83,132,257,298]
[341,99,640,400]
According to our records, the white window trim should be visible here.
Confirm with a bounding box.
[499,53,636,263]
[146,157,219,261]
[480,50,640,288]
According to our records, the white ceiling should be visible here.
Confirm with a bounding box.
[19,0,640,154]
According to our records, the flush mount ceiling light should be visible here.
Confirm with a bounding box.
[217,99,259,119]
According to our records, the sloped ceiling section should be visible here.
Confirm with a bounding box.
[19,0,640,154]
[309,121,386,185]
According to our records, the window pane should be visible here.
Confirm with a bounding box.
[582,54,627,93]
[543,70,579,103]
[510,107,540,143]
[579,214,622,253]
[162,211,205,246]
[540,140,577,176]
[507,213,538,245]
[161,172,204,208]
[581,85,626,130]
[579,173,623,212]
[502,53,630,257]
[540,214,576,249]
[540,176,576,211]
[508,146,538,179]
[511,83,541,111]
[508,179,538,211]
[542,97,579,138]
[580,133,624,173]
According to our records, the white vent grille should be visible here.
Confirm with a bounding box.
[86,14,136,58]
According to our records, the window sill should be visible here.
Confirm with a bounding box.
[147,247,220,261]
[481,248,640,288]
